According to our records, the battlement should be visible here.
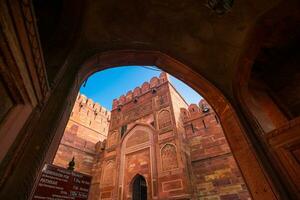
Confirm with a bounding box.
[76,93,110,117]
[112,72,169,109]
[180,99,212,121]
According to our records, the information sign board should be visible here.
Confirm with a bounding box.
[31,164,92,200]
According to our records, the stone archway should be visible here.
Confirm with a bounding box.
[64,50,277,199]
[131,174,147,200]
[233,1,300,198]
[0,51,278,200]
[118,123,156,200]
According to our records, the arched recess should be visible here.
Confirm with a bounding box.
[157,109,172,129]
[130,174,148,200]
[160,143,178,171]
[0,51,278,199]
[101,160,116,187]
[233,1,300,198]
[118,123,156,200]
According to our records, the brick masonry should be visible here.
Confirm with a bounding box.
[182,101,250,199]
[53,72,251,199]
[53,94,110,175]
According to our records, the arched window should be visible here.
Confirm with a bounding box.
[158,110,171,129]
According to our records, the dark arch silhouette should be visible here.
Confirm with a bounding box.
[0,50,277,199]
[132,174,147,200]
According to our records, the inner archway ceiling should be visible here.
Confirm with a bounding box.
[35,0,284,100]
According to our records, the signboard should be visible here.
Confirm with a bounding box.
[31,164,92,200]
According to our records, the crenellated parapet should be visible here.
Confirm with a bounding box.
[53,93,110,176]
[76,93,110,118]
[112,72,169,109]
[180,99,212,122]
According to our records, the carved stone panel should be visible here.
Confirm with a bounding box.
[158,131,174,141]
[158,110,172,129]
[101,161,116,186]
[123,149,152,200]
[111,102,153,129]
[161,144,178,171]
[156,94,169,109]
[162,179,183,192]
[126,130,149,148]
[110,114,122,129]
[107,131,119,148]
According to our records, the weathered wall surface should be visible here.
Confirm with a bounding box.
[52,73,251,199]
[91,72,251,199]
[95,72,193,199]
[182,101,251,199]
[53,94,110,175]
[2,1,299,199]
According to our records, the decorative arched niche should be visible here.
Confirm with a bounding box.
[160,143,178,171]
[118,123,156,199]
[119,123,155,155]
[157,110,172,130]
[101,160,116,186]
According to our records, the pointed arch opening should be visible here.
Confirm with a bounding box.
[131,174,147,200]
[0,51,277,200]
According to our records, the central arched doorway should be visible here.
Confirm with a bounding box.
[132,174,147,200]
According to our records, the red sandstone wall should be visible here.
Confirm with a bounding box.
[53,73,251,200]
[88,143,106,200]
[53,94,110,175]
[182,101,251,199]
[97,72,194,199]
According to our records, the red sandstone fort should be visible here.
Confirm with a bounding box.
[1,1,298,199]
[53,72,251,200]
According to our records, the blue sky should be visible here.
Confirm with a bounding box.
[79,66,202,110]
